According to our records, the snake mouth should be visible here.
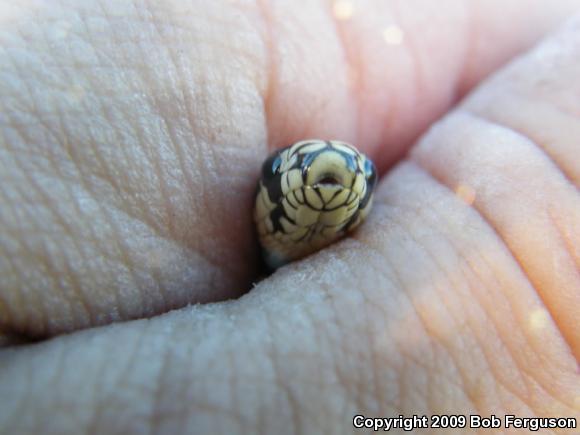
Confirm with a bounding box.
[316,177,340,187]
[313,172,345,188]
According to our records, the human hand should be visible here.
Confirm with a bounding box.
[0,0,579,433]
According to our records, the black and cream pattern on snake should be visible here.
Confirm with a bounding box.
[255,139,378,269]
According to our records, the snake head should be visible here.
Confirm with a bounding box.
[359,156,378,209]
[255,140,378,269]
[259,150,285,205]
[261,152,283,181]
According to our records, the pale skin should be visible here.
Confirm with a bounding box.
[0,0,579,433]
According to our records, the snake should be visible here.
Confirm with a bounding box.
[254,139,378,269]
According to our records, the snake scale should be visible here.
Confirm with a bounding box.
[254,139,377,269]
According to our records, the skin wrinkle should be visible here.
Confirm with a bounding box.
[1,350,29,432]
[0,233,44,333]
[1,0,579,337]
[18,112,166,245]
[464,95,580,186]
[254,0,276,142]
[548,210,580,279]
[91,336,139,434]
[97,325,164,433]
[166,2,262,266]
[195,346,261,432]
[0,181,62,332]
[437,111,580,360]
[366,281,406,413]
[0,219,22,329]
[411,147,577,363]
[147,328,172,435]
[462,109,580,296]
[461,99,580,254]
[325,0,360,146]
[412,141,580,414]
[226,325,241,435]
[263,307,298,435]
[320,260,369,419]
[173,316,196,435]
[356,209,436,353]
[33,342,68,431]
[84,339,115,435]
[41,345,73,432]
[138,0,194,240]
[452,251,537,408]
[357,261,382,414]
[159,4,266,279]
[27,229,76,331]
[397,229,497,411]
[392,1,426,122]
[262,0,355,148]
[49,97,136,324]
[70,3,136,218]
[192,143,226,275]
[111,2,204,235]
[151,329,197,434]
[70,199,133,326]
[336,240,435,415]
[112,0,190,313]
[279,289,327,432]
[0,155,576,430]
[0,45,100,333]
[392,308,466,413]
[372,166,580,416]
[375,206,478,413]
[0,0,271,335]
[244,268,352,429]
[9,56,79,331]
[408,163,564,388]
[464,108,579,197]
[88,32,172,241]
[455,0,479,99]
[86,320,150,435]
[149,308,225,432]
[453,261,539,413]
[48,114,127,327]
[215,318,242,433]
[390,175,532,411]
[4,8,149,330]
[408,157,578,407]
[3,2,580,429]
[344,235,443,407]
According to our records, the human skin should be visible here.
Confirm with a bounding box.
[0,0,579,433]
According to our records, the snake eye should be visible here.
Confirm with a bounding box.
[261,153,282,180]
[363,158,377,190]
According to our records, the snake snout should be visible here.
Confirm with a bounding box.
[306,150,353,188]
[315,174,342,187]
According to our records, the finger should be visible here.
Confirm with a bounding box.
[411,15,580,360]
[0,0,269,337]
[1,167,578,433]
[264,0,580,170]
[2,18,580,432]
[2,0,580,338]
